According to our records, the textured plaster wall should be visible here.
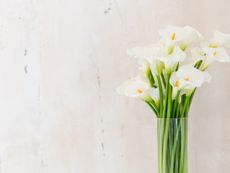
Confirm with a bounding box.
[0,0,230,172]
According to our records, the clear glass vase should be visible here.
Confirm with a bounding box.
[157,118,188,173]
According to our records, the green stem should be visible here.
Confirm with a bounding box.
[162,72,173,173]
[167,84,172,117]
[182,97,190,117]
[158,121,164,173]
[179,119,188,173]
[145,101,158,116]
[185,89,196,117]
[161,73,166,88]
[157,75,164,117]
[169,121,181,173]
[173,90,181,118]
[147,68,155,87]
[162,119,169,173]
[163,74,169,117]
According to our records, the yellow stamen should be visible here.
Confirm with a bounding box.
[184,77,190,81]
[167,45,175,55]
[213,51,219,56]
[171,33,176,40]
[136,88,143,94]
[174,80,180,87]
[209,43,218,48]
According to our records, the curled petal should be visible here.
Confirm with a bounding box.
[159,25,203,44]
[202,47,230,65]
[117,77,149,98]
[157,45,187,67]
[146,88,160,102]
[212,31,230,47]
[126,44,161,61]
[170,65,211,90]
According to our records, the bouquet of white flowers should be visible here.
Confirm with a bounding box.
[117,26,230,118]
[117,26,230,173]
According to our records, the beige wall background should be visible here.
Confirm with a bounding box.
[0,0,229,172]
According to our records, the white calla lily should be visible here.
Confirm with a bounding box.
[202,46,230,65]
[117,77,149,98]
[159,26,203,45]
[170,65,211,91]
[149,59,165,75]
[159,26,186,42]
[212,31,230,47]
[184,26,204,43]
[189,45,230,69]
[146,88,160,104]
[138,59,156,87]
[138,59,150,74]
[126,44,161,62]
[187,47,205,65]
[126,42,187,70]
[170,73,187,91]
[157,45,186,68]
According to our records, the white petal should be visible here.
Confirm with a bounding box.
[149,59,165,75]
[169,72,186,90]
[138,59,149,73]
[126,44,161,61]
[213,31,230,47]
[117,77,149,98]
[204,72,212,83]
[169,46,187,61]
[202,47,230,64]
[169,72,180,89]
[157,45,186,67]
[146,88,159,101]
[184,26,203,42]
[159,26,187,42]
[176,65,211,88]
[159,25,203,43]
[187,47,205,65]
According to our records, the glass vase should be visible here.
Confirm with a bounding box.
[157,118,188,173]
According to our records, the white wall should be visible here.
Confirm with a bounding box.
[0,0,230,172]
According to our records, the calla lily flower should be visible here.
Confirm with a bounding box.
[138,59,151,74]
[149,59,165,75]
[190,45,230,69]
[146,88,160,105]
[117,77,150,98]
[170,73,187,91]
[156,45,187,68]
[211,31,230,47]
[138,59,156,87]
[170,65,211,91]
[126,44,161,62]
[186,47,205,65]
[159,26,203,45]
[126,42,187,70]
[202,46,230,64]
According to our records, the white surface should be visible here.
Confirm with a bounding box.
[0,0,230,172]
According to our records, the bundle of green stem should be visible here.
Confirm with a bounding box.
[158,118,188,173]
[145,61,203,173]
[146,66,191,173]
[145,60,202,119]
